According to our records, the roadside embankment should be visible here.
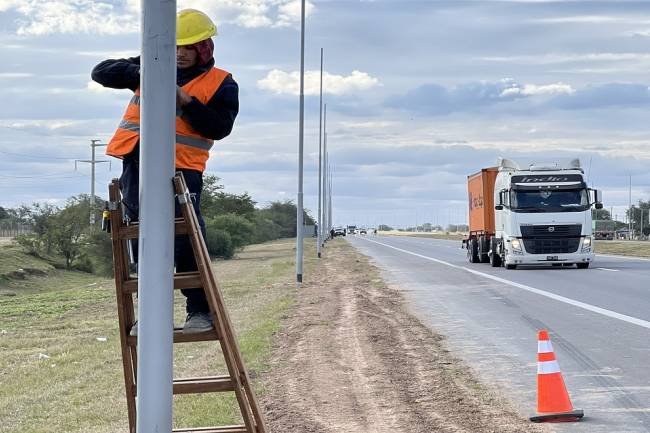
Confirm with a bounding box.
[378,230,465,241]
[595,240,650,258]
[262,238,548,433]
[0,239,298,433]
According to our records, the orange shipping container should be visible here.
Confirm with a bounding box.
[467,167,498,234]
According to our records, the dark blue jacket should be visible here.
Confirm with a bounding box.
[91,56,238,141]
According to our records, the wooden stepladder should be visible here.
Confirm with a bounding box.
[107,173,266,433]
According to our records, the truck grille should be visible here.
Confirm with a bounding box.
[520,224,582,254]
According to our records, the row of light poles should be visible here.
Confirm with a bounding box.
[296,0,334,284]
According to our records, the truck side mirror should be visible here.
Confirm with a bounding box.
[495,190,506,210]
[590,189,603,209]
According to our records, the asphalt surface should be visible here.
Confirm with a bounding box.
[347,234,650,433]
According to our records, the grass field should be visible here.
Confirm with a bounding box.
[0,239,306,433]
[378,230,465,241]
[595,240,650,258]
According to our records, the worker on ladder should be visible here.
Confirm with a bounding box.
[91,9,239,334]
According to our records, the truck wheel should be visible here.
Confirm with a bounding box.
[479,236,490,263]
[577,263,590,269]
[468,239,479,263]
[489,238,501,267]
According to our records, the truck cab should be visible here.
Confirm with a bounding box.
[493,158,602,269]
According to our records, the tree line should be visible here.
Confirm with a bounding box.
[0,175,314,276]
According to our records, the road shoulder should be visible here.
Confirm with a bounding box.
[261,238,549,432]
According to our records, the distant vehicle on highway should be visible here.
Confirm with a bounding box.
[463,158,602,270]
[333,227,346,237]
[347,225,357,234]
[593,220,615,240]
[359,228,367,235]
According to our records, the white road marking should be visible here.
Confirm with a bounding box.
[358,237,650,330]
[596,268,619,272]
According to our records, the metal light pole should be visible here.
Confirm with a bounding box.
[137,0,176,432]
[296,0,306,284]
[317,48,324,258]
[328,161,332,233]
[75,139,108,227]
[322,147,326,242]
[629,175,632,240]
[641,208,644,239]
[322,104,327,245]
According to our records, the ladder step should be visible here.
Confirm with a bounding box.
[127,327,218,345]
[173,375,235,394]
[173,426,247,433]
[119,218,189,240]
[123,271,203,294]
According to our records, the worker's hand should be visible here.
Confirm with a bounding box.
[176,86,192,107]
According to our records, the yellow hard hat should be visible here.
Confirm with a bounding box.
[177,9,217,46]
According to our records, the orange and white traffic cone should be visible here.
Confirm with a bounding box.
[530,330,584,423]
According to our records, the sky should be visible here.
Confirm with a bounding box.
[1,0,650,228]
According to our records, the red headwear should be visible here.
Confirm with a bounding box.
[192,38,214,65]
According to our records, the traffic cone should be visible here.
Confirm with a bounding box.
[530,330,584,423]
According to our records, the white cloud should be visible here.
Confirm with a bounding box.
[7,1,138,36]
[532,15,625,24]
[339,121,398,129]
[0,73,33,79]
[257,69,380,96]
[86,81,124,95]
[479,53,650,65]
[0,0,315,36]
[501,82,575,97]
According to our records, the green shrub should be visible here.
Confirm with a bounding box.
[252,215,281,244]
[207,213,254,250]
[205,227,234,259]
[76,231,114,277]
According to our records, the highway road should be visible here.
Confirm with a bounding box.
[348,234,650,433]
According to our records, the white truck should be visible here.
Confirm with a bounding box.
[464,158,603,269]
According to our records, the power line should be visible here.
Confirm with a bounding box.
[0,149,81,160]
[0,172,88,179]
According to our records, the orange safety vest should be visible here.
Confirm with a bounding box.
[106,67,230,172]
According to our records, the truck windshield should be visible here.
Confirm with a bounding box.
[511,189,589,212]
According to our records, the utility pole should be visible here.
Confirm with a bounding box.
[317,57,324,258]
[641,208,644,239]
[328,160,332,234]
[295,0,306,284]
[629,175,632,240]
[323,146,328,241]
[322,106,328,245]
[137,0,176,432]
[75,139,108,226]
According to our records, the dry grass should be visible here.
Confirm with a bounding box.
[0,239,305,433]
[378,230,466,241]
[595,240,650,258]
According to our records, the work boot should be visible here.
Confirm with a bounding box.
[183,312,213,334]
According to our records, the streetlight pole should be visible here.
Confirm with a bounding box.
[317,48,324,258]
[296,0,306,284]
[322,105,327,245]
[137,0,176,432]
[629,175,632,240]
[328,161,332,234]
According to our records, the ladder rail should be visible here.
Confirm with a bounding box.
[108,175,267,433]
[173,175,261,432]
[108,180,138,433]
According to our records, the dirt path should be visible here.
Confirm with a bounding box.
[262,239,549,433]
